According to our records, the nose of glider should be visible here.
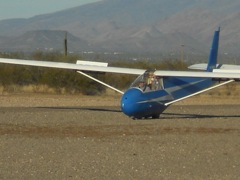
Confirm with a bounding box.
[121,88,168,119]
[121,88,142,117]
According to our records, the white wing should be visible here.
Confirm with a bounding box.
[189,63,240,71]
[0,58,240,79]
[0,58,145,75]
[154,70,240,79]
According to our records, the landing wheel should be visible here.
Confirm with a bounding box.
[132,116,146,120]
[152,114,160,119]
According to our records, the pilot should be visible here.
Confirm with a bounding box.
[147,72,155,90]
[138,81,151,92]
[138,81,145,90]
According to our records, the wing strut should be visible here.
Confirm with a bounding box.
[77,71,124,94]
[164,79,235,106]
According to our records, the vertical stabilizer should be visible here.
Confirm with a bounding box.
[207,27,220,72]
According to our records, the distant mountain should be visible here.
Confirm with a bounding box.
[0,0,240,57]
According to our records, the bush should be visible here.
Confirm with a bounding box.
[0,52,189,94]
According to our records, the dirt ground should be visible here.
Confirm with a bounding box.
[0,94,239,179]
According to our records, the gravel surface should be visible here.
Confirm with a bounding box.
[0,94,239,179]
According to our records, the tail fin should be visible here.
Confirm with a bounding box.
[207,27,220,72]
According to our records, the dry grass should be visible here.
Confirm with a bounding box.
[0,82,239,107]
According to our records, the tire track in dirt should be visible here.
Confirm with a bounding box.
[0,123,239,138]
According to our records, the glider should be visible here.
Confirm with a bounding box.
[0,27,240,119]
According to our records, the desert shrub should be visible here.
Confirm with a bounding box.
[0,52,189,94]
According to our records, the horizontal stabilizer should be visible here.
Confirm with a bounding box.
[188,63,209,70]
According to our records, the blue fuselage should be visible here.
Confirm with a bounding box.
[121,88,168,118]
[121,77,214,119]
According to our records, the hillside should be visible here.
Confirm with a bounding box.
[0,0,240,57]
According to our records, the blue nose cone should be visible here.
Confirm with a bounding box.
[121,88,142,117]
[121,88,169,119]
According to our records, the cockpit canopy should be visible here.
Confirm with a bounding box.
[130,70,164,92]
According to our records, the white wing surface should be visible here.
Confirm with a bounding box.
[154,70,240,79]
[0,58,240,79]
[0,58,145,75]
[189,63,240,71]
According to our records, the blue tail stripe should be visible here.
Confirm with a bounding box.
[207,27,220,72]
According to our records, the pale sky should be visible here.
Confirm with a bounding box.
[0,0,101,20]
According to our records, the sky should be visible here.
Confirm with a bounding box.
[0,0,101,20]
